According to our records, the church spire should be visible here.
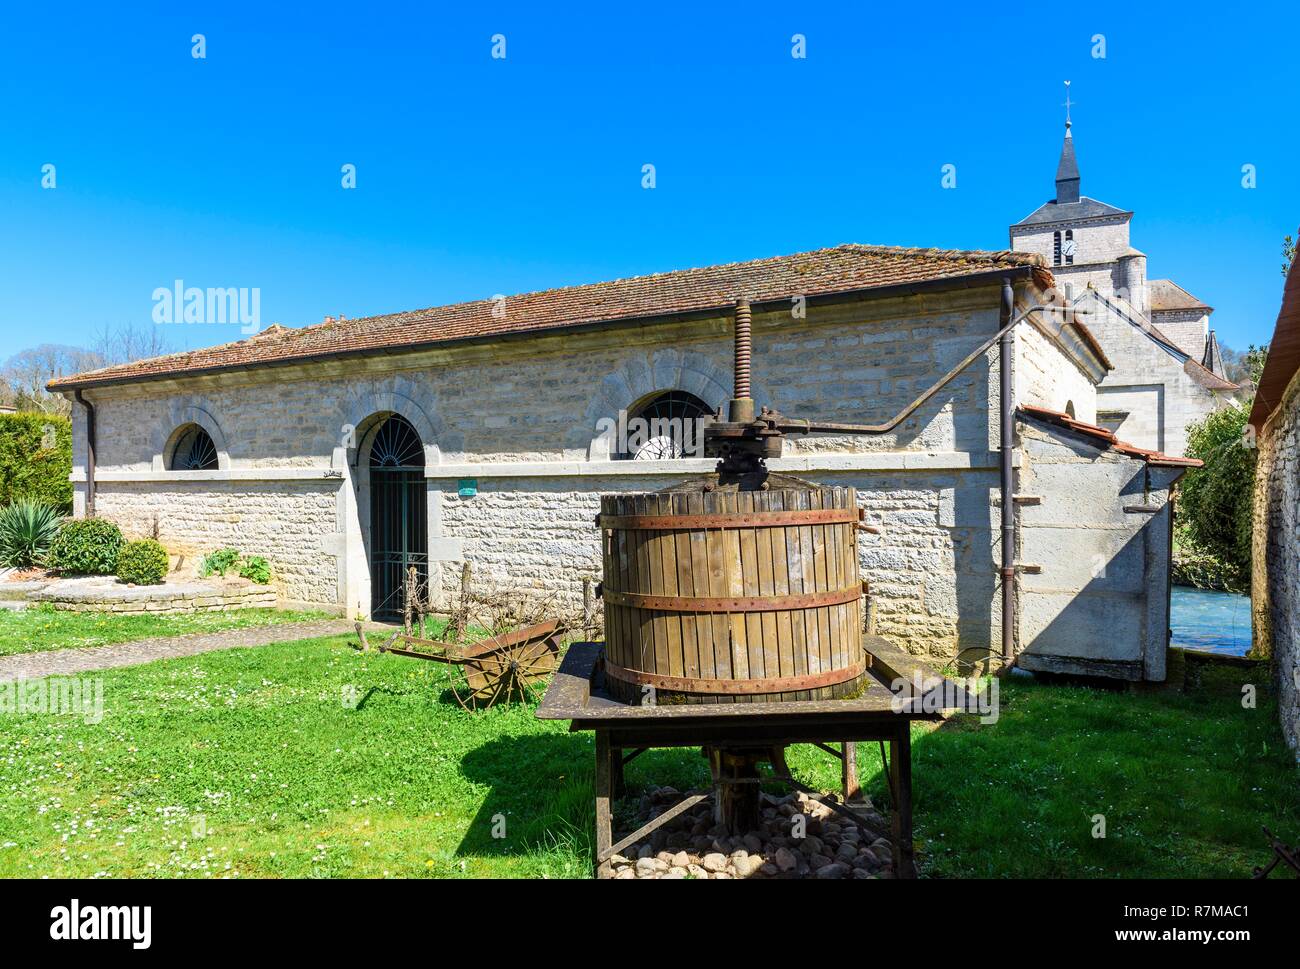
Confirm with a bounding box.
[1055,80,1080,204]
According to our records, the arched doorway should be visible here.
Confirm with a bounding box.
[366,414,428,622]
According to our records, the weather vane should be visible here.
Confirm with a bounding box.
[1063,80,1074,129]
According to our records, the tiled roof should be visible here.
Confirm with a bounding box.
[1149,278,1212,313]
[49,244,1048,391]
[1019,404,1203,467]
[1012,196,1131,228]
[1249,253,1300,432]
[1181,357,1237,393]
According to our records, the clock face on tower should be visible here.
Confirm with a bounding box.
[1062,239,1078,257]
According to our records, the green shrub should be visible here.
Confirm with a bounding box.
[1172,529,1248,594]
[1179,404,1255,583]
[47,518,124,575]
[199,547,241,577]
[239,555,271,584]
[0,414,73,511]
[0,499,62,568]
[116,539,169,585]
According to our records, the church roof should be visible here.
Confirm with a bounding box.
[1012,120,1129,228]
[50,244,1050,391]
[1201,330,1225,376]
[1013,196,1131,228]
[1149,278,1213,313]
[1074,288,1237,392]
[1054,126,1081,204]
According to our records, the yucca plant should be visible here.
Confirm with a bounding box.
[0,499,63,569]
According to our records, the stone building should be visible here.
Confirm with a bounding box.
[50,244,1197,679]
[1249,255,1300,754]
[1010,120,1236,456]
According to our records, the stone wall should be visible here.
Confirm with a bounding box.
[1150,310,1209,359]
[432,466,1003,661]
[1080,297,1225,455]
[1014,318,1098,423]
[33,576,277,614]
[1009,216,1131,272]
[1252,366,1300,753]
[1015,419,1182,681]
[82,295,1011,473]
[93,481,340,606]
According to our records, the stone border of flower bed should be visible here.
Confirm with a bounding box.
[26,575,276,614]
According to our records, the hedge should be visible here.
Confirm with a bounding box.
[0,414,73,511]
[1178,404,1255,586]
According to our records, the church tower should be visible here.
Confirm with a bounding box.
[1008,87,1140,307]
[1006,83,1234,455]
[1054,116,1080,205]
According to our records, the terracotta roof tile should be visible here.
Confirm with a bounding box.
[1249,253,1300,433]
[49,244,1047,391]
[1148,278,1212,313]
[1018,404,1203,467]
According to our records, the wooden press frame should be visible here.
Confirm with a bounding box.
[536,637,964,880]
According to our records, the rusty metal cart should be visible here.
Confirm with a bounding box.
[363,618,562,710]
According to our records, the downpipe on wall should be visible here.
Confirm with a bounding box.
[999,278,1016,669]
[73,390,96,517]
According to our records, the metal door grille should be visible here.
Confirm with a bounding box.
[368,416,427,622]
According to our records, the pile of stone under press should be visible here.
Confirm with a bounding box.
[604,785,897,879]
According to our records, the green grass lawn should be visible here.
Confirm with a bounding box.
[0,605,330,657]
[0,631,1294,878]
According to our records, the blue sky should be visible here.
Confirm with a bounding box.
[1,1,1295,362]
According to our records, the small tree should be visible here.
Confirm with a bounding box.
[1179,403,1256,587]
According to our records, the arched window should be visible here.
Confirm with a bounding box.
[1052,231,1062,266]
[169,424,219,470]
[368,414,424,468]
[615,390,713,460]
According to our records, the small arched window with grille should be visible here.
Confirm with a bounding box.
[169,424,219,470]
[368,414,424,468]
[614,390,713,460]
[1053,231,1062,266]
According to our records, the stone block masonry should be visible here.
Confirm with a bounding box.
[93,481,338,606]
[1014,419,1181,682]
[31,576,277,614]
[1252,366,1300,754]
[432,467,1001,662]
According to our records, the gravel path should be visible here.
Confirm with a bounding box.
[0,619,382,681]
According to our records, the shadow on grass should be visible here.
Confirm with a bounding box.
[456,732,594,863]
[455,734,712,866]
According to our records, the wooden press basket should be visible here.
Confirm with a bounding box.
[599,482,867,704]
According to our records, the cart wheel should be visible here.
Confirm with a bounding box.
[450,637,559,711]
